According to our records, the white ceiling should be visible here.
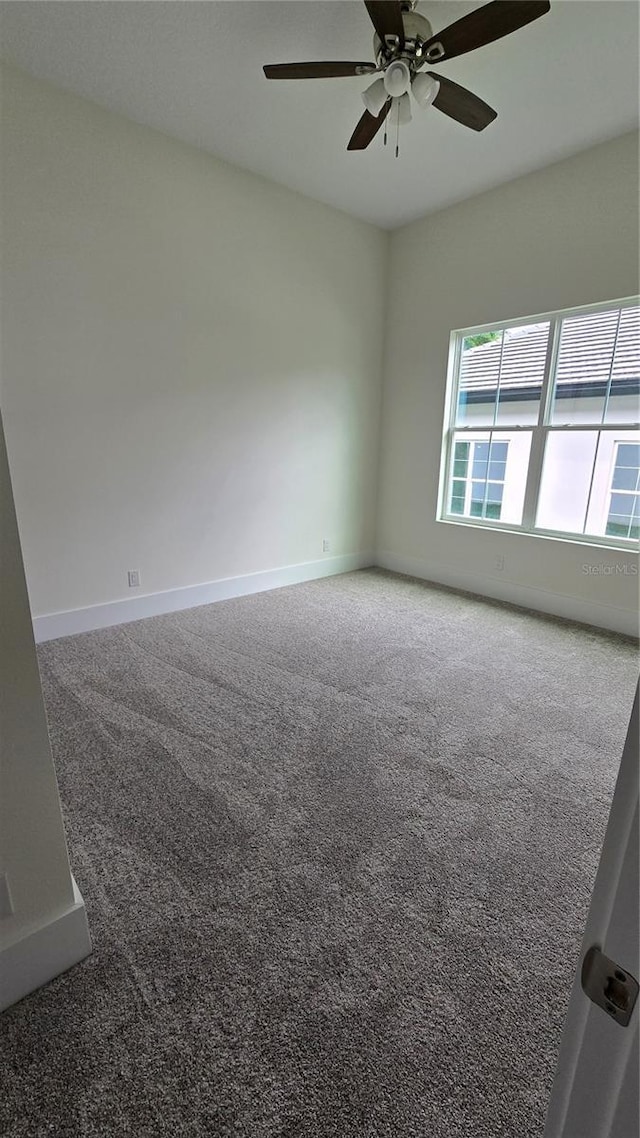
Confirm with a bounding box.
[1,0,638,229]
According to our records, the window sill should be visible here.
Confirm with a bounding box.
[437,515,640,555]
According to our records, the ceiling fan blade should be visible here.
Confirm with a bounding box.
[423,0,550,63]
[347,100,391,150]
[364,2,405,47]
[264,62,377,79]
[427,72,497,132]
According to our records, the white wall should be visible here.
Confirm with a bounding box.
[377,133,639,635]
[0,411,73,939]
[2,66,638,638]
[0,65,386,620]
[0,408,90,1009]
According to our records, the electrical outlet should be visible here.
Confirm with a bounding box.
[495,554,505,572]
[128,570,141,588]
[322,539,330,553]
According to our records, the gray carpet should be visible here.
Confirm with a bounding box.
[1,569,637,1138]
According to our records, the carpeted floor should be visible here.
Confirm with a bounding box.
[1,569,637,1138]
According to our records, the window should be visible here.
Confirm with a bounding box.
[439,298,640,548]
[451,439,508,520]
[606,443,640,540]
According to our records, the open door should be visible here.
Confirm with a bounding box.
[544,684,639,1137]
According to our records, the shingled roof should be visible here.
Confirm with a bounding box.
[460,305,640,401]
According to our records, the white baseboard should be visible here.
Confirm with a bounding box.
[376,550,639,638]
[32,548,636,643]
[33,552,375,643]
[0,877,91,1013]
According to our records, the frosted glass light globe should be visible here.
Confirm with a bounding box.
[412,72,440,108]
[361,77,388,117]
[383,59,411,98]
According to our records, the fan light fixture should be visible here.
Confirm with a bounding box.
[361,77,388,117]
[383,59,411,98]
[263,0,552,151]
[412,72,440,108]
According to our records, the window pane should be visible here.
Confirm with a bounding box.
[488,461,506,480]
[536,431,599,534]
[616,443,640,467]
[612,466,639,491]
[589,431,640,542]
[456,332,503,426]
[551,308,622,425]
[456,325,549,428]
[605,382,640,425]
[609,493,633,518]
[603,307,640,424]
[495,323,550,426]
[606,518,630,538]
[446,431,531,526]
[605,514,639,541]
[538,429,640,541]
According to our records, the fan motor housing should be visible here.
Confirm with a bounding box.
[374,10,434,69]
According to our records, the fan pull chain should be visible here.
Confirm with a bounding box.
[395,98,400,159]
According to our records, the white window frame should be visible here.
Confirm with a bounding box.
[437,295,640,551]
[450,437,509,521]
[605,440,640,541]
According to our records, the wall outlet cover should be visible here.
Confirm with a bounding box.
[128,570,141,588]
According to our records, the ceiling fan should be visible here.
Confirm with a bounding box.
[263,1,550,153]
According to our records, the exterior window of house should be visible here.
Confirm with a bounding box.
[451,439,508,520]
[606,443,640,540]
[439,298,640,548]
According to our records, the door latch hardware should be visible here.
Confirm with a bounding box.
[581,946,639,1027]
